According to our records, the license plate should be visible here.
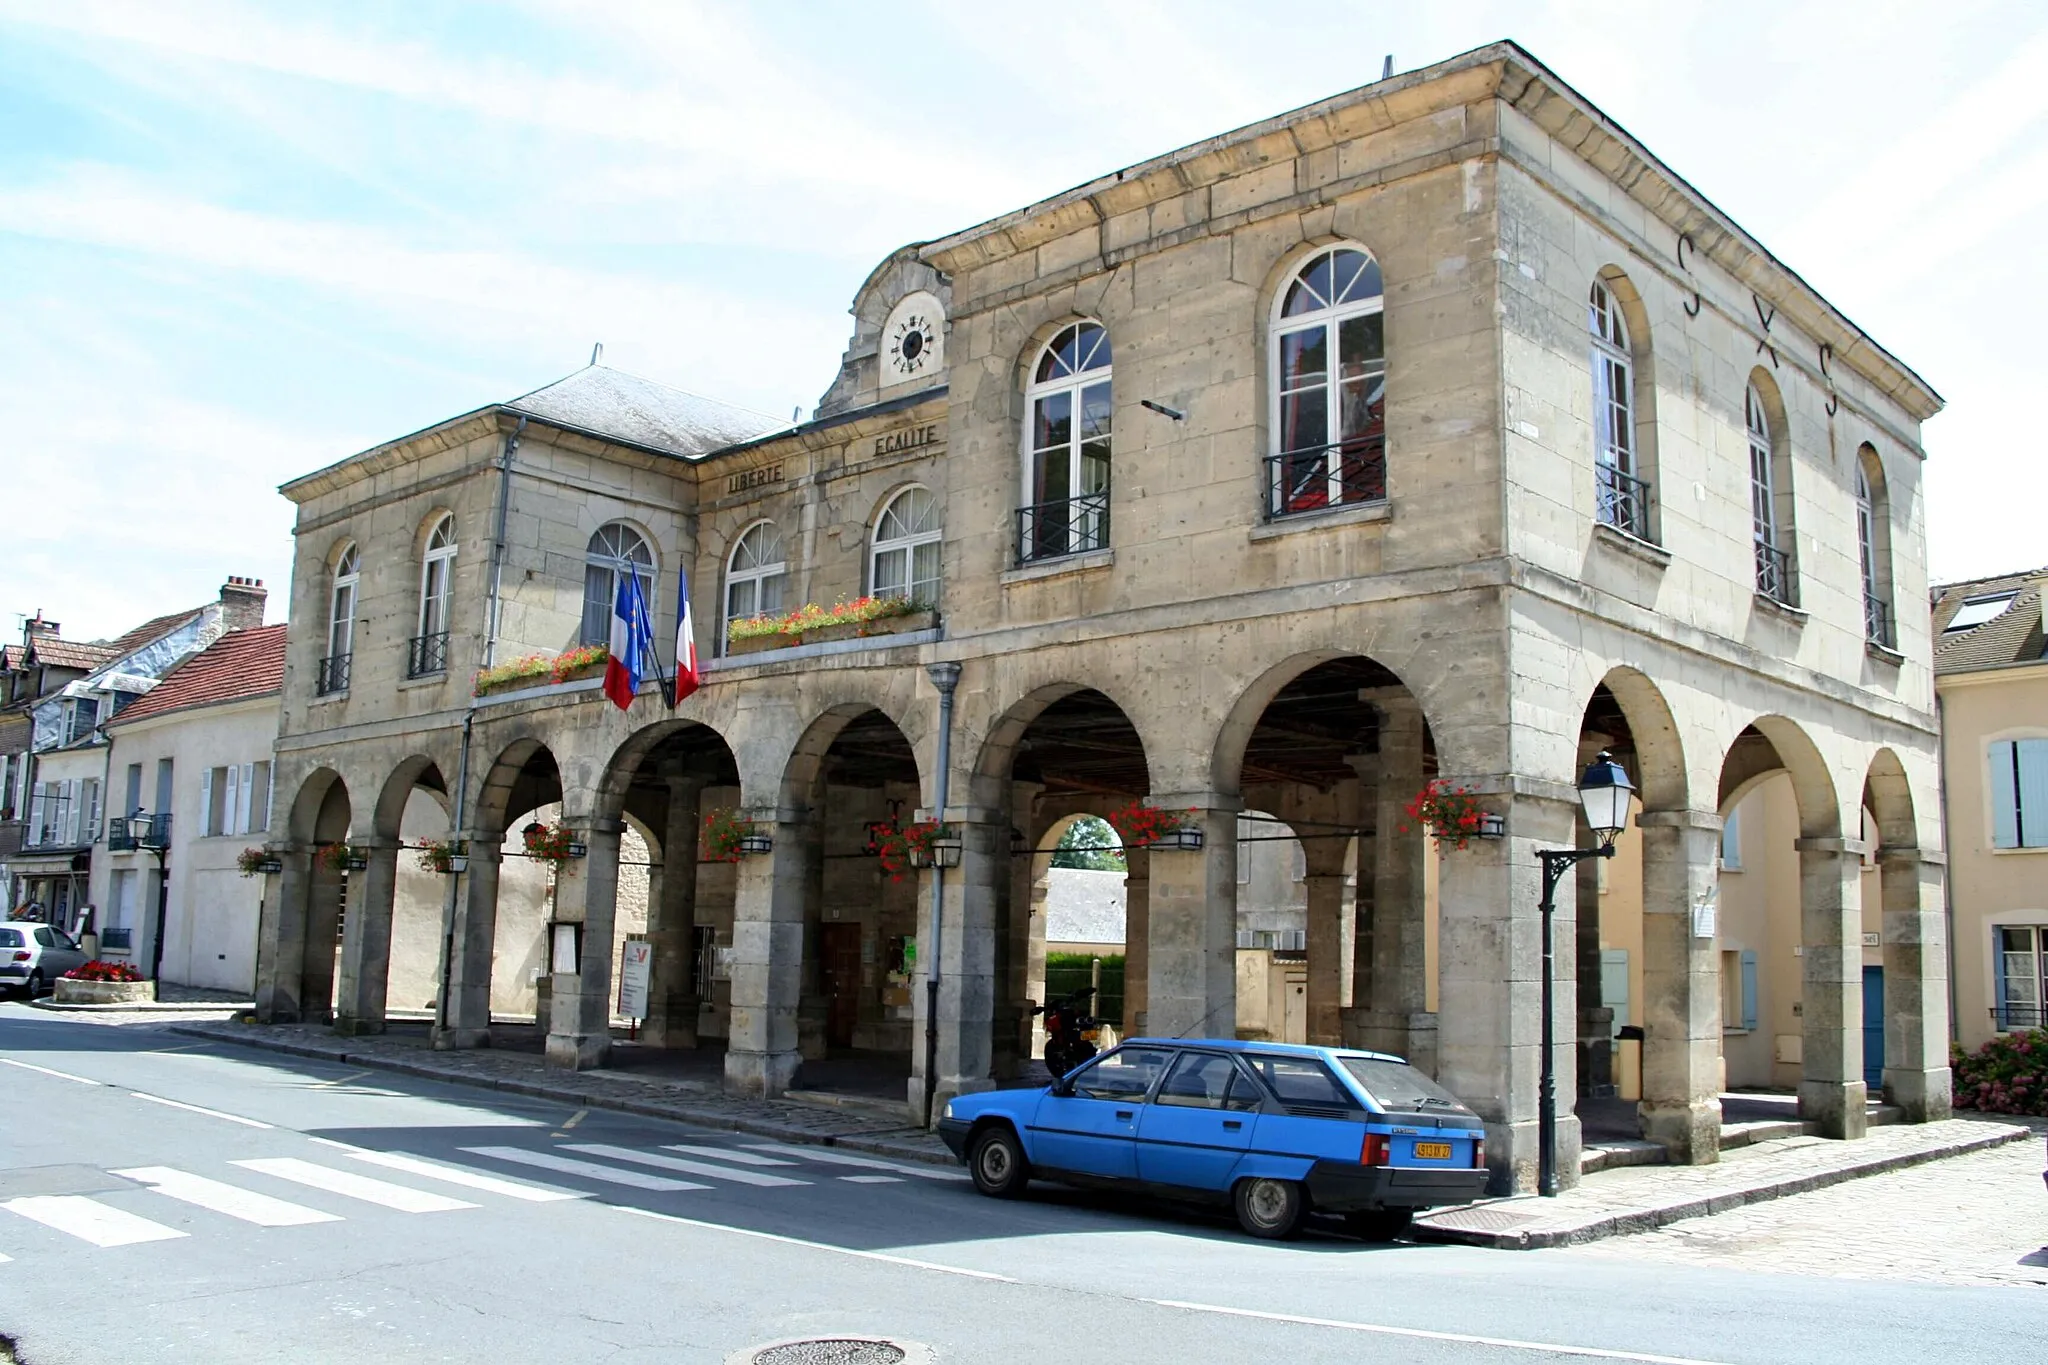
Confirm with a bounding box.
[1414,1142,1452,1160]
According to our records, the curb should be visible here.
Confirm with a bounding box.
[1414,1122,2032,1250]
[31,999,252,1014]
[168,1023,959,1168]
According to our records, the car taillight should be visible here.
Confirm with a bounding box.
[1472,1138,1487,1169]
[10,951,27,962]
[1360,1133,1390,1167]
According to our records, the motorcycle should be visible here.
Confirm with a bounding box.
[1034,984,1103,1081]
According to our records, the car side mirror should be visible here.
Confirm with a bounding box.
[1048,1077,1073,1097]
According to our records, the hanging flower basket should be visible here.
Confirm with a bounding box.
[702,808,755,863]
[317,842,367,872]
[415,838,468,874]
[521,822,576,864]
[1401,780,1501,852]
[865,817,951,881]
[237,847,281,878]
[1105,803,1201,851]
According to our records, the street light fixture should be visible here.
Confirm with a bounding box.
[1535,750,1636,1198]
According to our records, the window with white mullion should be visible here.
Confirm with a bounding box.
[418,516,456,639]
[1997,926,2046,1029]
[1746,385,1776,551]
[1270,246,1386,515]
[870,487,942,605]
[1854,466,1878,602]
[328,544,360,664]
[581,524,656,647]
[1589,282,1634,476]
[723,521,787,634]
[1023,322,1112,559]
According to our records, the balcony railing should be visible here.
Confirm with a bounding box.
[407,631,449,678]
[1595,464,1653,541]
[106,813,171,851]
[1017,491,1110,564]
[1264,441,1388,520]
[1994,1001,2044,1031]
[316,652,352,696]
[1754,539,1796,608]
[1864,592,1896,649]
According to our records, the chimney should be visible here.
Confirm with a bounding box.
[220,576,268,632]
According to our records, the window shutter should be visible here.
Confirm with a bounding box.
[263,762,275,832]
[238,763,255,834]
[2016,739,2048,848]
[226,765,242,836]
[1990,740,2020,849]
[86,780,101,838]
[200,768,213,838]
[62,779,77,844]
[28,783,45,843]
[1740,950,1759,1031]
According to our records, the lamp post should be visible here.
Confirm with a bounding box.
[1536,750,1636,1197]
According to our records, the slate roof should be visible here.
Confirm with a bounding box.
[1932,567,2048,675]
[99,606,207,659]
[1045,867,1127,945]
[107,625,286,727]
[504,366,786,460]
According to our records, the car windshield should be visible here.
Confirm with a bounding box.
[0,927,24,948]
[1338,1057,1476,1114]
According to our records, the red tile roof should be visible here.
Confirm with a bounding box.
[29,637,120,671]
[108,626,287,727]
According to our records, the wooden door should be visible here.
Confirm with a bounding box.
[820,923,862,1049]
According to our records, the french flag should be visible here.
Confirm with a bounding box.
[673,567,702,705]
[604,565,655,711]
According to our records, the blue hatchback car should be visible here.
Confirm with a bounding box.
[938,1039,1489,1240]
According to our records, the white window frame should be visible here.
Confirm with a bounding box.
[1268,245,1387,512]
[1995,924,2048,1031]
[723,521,787,637]
[1022,321,1113,559]
[869,487,942,606]
[417,514,456,640]
[1589,280,1634,477]
[328,543,360,667]
[1853,464,1878,601]
[581,524,656,648]
[1746,383,1777,551]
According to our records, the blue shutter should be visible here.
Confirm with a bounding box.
[1993,927,2009,1028]
[2016,739,2048,848]
[1990,740,2020,849]
[1740,950,1759,1031]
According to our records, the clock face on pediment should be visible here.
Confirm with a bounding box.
[881,291,944,382]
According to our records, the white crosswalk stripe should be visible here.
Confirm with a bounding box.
[3,1195,187,1247]
[462,1146,707,1192]
[661,1144,799,1167]
[837,1175,905,1184]
[569,1144,809,1187]
[234,1158,476,1213]
[740,1142,968,1181]
[337,1149,584,1202]
[112,1167,339,1227]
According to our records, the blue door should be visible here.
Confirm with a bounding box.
[1027,1046,1171,1179]
[1862,966,1885,1092]
[1135,1052,1260,1190]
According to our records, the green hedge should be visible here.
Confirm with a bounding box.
[1045,951,1124,1025]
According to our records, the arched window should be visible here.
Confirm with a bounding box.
[1746,379,1796,606]
[871,487,941,605]
[320,543,359,695]
[1589,280,1649,538]
[1269,244,1386,517]
[581,524,655,647]
[1021,321,1112,562]
[1856,446,1894,647]
[410,515,455,677]
[723,522,787,636]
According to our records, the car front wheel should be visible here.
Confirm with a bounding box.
[1233,1177,1306,1239]
[968,1125,1031,1199]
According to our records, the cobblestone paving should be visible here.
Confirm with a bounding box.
[1558,1128,2048,1288]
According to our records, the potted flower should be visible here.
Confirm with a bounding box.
[317,842,367,872]
[546,644,610,685]
[727,614,799,656]
[53,959,155,1006]
[472,646,613,698]
[702,808,756,862]
[521,822,577,865]
[1105,803,1203,851]
[237,847,281,878]
[1401,779,1501,852]
[415,837,468,874]
[800,596,937,644]
[865,817,951,881]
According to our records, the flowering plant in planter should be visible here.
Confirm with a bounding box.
[1104,803,1196,848]
[865,816,948,881]
[65,959,144,983]
[472,646,612,696]
[1401,780,1494,852]
[316,842,361,872]
[415,838,466,873]
[547,644,610,681]
[236,847,273,878]
[521,822,575,864]
[702,808,754,863]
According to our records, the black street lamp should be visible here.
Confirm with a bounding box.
[1536,750,1636,1197]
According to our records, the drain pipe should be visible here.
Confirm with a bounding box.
[481,417,525,669]
[921,661,962,1130]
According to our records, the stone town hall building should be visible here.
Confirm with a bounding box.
[252,42,1950,1193]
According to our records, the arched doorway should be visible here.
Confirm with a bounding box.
[258,767,351,1025]
[332,755,450,1036]
[440,740,563,1049]
[1862,748,1950,1121]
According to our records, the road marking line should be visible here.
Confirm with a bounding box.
[112,1167,340,1227]
[837,1175,904,1184]
[306,1069,373,1089]
[143,1043,215,1054]
[132,1093,272,1128]
[550,1108,589,1136]
[0,1250,11,1262]
[2,1196,187,1247]
[1145,1300,1733,1365]
[661,1144,799,1167]
[615,1206,1016,1282]
[340,1150,584,1202]
[462,1146,707,1192]
[0,1058,99,1085]
[740,1143,966,1181]
[234,1158,476,1213]
[570,1144,809,1188]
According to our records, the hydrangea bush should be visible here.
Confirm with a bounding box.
[1952,1029,2048,1116]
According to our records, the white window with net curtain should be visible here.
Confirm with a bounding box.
[418,515,455,638]
[870,487,941,604]
[328,543,359,663]
[1021,322,1112,560]
[1588,280,1645,537]
[1269,245,1386,515]
[581,524,656,647]
[724,521,787,632]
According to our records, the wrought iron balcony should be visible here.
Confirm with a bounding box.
[1595,464,1653,541]
[1016,491,1110,565]
[1264,441,1387,520]
[1863,592,1896,649]
[315,652,352,696]
[407,631,449,678]
[1994,1001,2044,1031]
[105,812,172,851]
[106,818,137,851]
[1754,539,1796,608]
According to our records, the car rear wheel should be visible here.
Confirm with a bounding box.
[1233,1177,1306,1239]
[1346,1208,1414,1242]
[968,1125,1030,1199]
[26,969,45,999]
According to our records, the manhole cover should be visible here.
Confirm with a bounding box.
[751,1342,906,1365]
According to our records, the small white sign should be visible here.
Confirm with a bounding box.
[618,939,652,1018]
[1861,932,1881,947]
[1691,886,1719,940]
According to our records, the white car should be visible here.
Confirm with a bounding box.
[0,922,90,998]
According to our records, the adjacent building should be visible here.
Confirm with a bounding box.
[249,41,1950,1193]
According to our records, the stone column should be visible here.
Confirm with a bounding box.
[724,809,809,1097]
[1122,846,1149,1036]
[545,818,622,1071]
[1358,695,1433,1070]
[1304,868,1349,1046]
[334,836,400,1037]
[1146,803,1238,1040]
[436,840,500,1049]
[1342,767,1377,1044]
[1574,838,1613,1098]
[254,848,310,1024]
[911,816,1002,1118]
[645,777,705,1048]
[1881,848,1952,1122]
[1797,838,1868,1140]
[1637,811,1723,1163]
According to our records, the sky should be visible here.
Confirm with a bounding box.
[3,0,2043,641]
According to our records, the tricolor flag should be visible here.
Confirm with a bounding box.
[604,564,656,711]
[673,567,702,706]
